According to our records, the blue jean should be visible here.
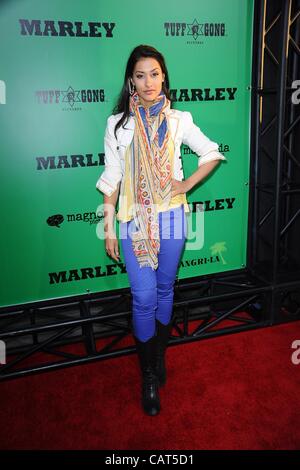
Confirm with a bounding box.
[119,204,187,342]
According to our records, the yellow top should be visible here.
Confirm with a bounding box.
[116,137,190,223]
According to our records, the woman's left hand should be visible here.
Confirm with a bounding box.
[171,178,190,197]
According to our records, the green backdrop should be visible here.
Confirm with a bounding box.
[0,0,254,308]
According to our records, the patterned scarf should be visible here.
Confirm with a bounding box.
[129,90,173,270]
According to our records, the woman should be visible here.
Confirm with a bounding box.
[96,44,226,416]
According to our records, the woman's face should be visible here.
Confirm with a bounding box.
[130,57,165,107]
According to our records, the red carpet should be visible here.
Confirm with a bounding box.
[0,321,300,450]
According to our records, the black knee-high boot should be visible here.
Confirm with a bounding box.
[134,334,160,416]
[155,319,173,387]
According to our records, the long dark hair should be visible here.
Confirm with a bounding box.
[112,44,172,140]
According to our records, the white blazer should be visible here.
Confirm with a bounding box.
[96,108,226,197]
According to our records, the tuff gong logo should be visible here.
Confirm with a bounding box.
[164,18,225,39]
[35,86,105,108]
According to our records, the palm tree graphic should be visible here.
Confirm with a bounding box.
[210,241,227,265]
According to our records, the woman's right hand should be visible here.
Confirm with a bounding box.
[105,230,120,262]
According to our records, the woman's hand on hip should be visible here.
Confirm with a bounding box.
[171,178,191,197]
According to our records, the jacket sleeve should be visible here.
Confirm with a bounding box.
[96,115,123,196]
[182,111,227,167]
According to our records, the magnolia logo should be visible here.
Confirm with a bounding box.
[291,340,300,365]
[0,80,6,104]
[0,340,6,364]
[47,214,64,228]
[47,212,104,227]
[291,80,300,104]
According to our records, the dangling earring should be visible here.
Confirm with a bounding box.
[128,79,135,96]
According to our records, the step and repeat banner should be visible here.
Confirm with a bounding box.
[0,0,254,308]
